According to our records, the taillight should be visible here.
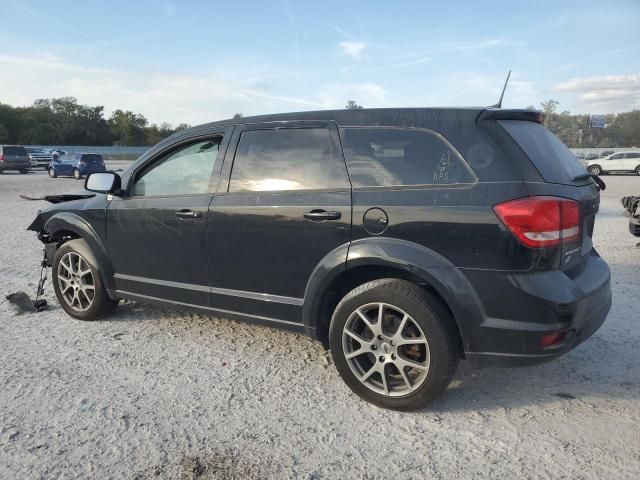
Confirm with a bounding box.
[493,196,580,248]
[0,154,4,162]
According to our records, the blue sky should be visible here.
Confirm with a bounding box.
[0,0,638,125]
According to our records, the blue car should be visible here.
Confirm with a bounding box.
[48,153,106,179]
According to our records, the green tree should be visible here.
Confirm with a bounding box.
[345,100,363,110]
[232,113,244,119]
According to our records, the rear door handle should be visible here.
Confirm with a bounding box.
[175,209,202,219]
[303,209,342,222]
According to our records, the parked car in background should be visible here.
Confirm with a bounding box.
[26,147,56,169]
[29,107,611,410]
[600,150,615,158]
[574,152,585,160]
[48,153,106,179]
[585,153,599,161]
[586,151,640,175]
[0,145,30,174]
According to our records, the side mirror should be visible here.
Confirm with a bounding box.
[85,171,121,194]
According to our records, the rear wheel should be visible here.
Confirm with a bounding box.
[329,278,460,411]
[48,168,57,178]
[73,168,81,180]
[588,165,602,175]
[52,239,118,321]
[19,169,29,174]
[636,166,640,176]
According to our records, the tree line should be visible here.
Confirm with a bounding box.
[0,97,190,147]
[535,99,639,148]
[0,96,638,148]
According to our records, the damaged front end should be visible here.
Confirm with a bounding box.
[26,193,96,266]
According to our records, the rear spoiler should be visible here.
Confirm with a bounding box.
[477,109,545,124]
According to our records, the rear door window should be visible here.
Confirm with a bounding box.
[625,152,640,159]
[3,146,27,156]
[498,120,587,185]
[340,127,476,188]
[229,128,350,192]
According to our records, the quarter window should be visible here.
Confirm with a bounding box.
[340,128,475,188]
[132,138,220,196]
[229,128,350,192]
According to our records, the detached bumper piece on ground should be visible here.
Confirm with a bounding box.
[621,195,640,237]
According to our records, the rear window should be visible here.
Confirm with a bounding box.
[499,120,587,184]
[81,154,103,163]
[3,146,27,156]
[340,127,476,188]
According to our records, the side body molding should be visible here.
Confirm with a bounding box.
[303,237,484,350]
[44,212,116,296]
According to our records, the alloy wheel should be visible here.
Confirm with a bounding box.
[342,302,430,397]
[56,252,95,312]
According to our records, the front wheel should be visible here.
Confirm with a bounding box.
[636,166,640,176]
[48,168,57,178]
[329,279,460,411]
[73,168,82,180]
[19,169,29,174]
[52,239,118,320]
[588,165,602,175]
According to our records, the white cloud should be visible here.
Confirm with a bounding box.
[0,53,389,124]
[554,74,640,111]
[339,41,368,61]
[318,82,388,108]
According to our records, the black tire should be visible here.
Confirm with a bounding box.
[588,165,602,175]
[19,169,29,174]
[636,166,640,176]
[73,168,82,180]
[329,278,460,411]
[48,168,57,178]
[52,238,118,320]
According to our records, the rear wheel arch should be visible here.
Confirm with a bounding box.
[304,238,475,354]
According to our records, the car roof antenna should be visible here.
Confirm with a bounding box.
[490,70,511,108]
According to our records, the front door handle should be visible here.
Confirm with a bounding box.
[303,209,342,222]
[175,209,202,219]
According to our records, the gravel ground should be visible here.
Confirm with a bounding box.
[1,169,639,479]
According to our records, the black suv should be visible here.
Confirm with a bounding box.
[29,108,611,410]
[0,145,30,173]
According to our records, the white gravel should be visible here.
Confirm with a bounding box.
[1,169,639,479]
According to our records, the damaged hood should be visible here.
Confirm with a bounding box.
[20,193,96,204]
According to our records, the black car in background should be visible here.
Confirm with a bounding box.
[28,108,612,410]
[0,145,30,173]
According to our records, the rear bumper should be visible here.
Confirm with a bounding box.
[0,161,30,170]
[462,251,612,368]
